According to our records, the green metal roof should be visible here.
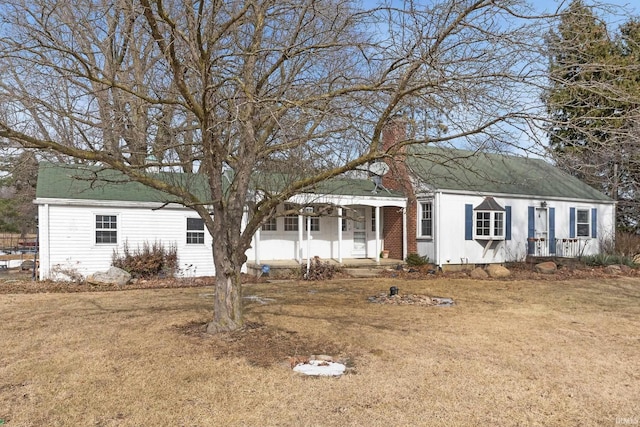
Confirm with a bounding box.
[407,146,613,202]
[35,163,211,203]
[36,163,404,203]
[37,148,601,205]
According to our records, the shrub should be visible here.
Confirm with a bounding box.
[50,259,84,283]
[301,256,339,280]
[582,253,636,267]
[405,252,430,267]
[615,232,640,257]
[112,240,179,279]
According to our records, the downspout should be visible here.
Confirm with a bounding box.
[38,203,50,281]
[337,207,343,263]
[435,191,442,269]
[402,207,407,261]
[375,206,380,263]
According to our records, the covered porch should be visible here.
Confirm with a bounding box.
[249,186,408,266]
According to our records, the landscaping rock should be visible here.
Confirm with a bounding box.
[619,264,632,273]
[86,266,131,286]
[470,267,489,279]
[535,261,557,275]
[486,264,511,278]
[604,265,622,275]
[21,260,35,271]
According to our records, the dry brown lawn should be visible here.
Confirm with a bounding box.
[1,275,640,426]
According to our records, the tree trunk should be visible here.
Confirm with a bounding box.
[206,268,243,334]
[205,206,247,334]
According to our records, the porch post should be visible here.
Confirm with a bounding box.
[402,207,408,260]
[298,214,303,264]
[255,226,261,265]
[375,205,380,263]
[337,207,343,263]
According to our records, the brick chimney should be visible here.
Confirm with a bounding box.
[380,116,417,259]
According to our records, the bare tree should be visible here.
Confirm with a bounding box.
[0,0,547,332]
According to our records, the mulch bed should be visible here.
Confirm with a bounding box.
[1,262,638,294]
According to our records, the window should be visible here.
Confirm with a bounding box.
[371,208,376,232]
[420,202,433,237]
[576,209,590,237]
[469,197,506,240]
[284,204,299,231]
[305,218,320,231]
[476,212,491,236]
[474,211,505,239]
[493,211,504,237]
[187,218,205,244]
[341,209,347,232]
[95,215,117,244]
[262,216,277,231]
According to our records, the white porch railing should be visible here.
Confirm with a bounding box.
[527,237,586,258]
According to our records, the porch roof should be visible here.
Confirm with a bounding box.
[287,177,406,208]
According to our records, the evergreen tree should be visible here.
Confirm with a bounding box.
[546,0,640,231]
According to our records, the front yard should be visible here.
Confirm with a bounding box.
[1,275,639,426]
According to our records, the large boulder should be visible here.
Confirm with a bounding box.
[486,264,511,278]
[87,266,131,286]
[535,261,557,275]
[469,267,489,279]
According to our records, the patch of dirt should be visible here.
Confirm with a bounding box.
[0,273,264,294]
[176,321,346,368]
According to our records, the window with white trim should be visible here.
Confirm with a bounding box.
[576,209,590,237]
[475,211,505,239]
[186,218,205,244]
[95,215,117,244]
[419,202,433,237]
[371,208,376,232]
[261,216,277,231]
[284,204,299,231]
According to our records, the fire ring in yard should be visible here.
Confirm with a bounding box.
[368,293,454,307]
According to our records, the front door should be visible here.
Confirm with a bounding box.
[352,207,366,257]
[534,207,548,256]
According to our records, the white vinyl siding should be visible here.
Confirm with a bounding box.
[38,204,215,279]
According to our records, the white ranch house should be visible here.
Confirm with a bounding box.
[34,147,615,280]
